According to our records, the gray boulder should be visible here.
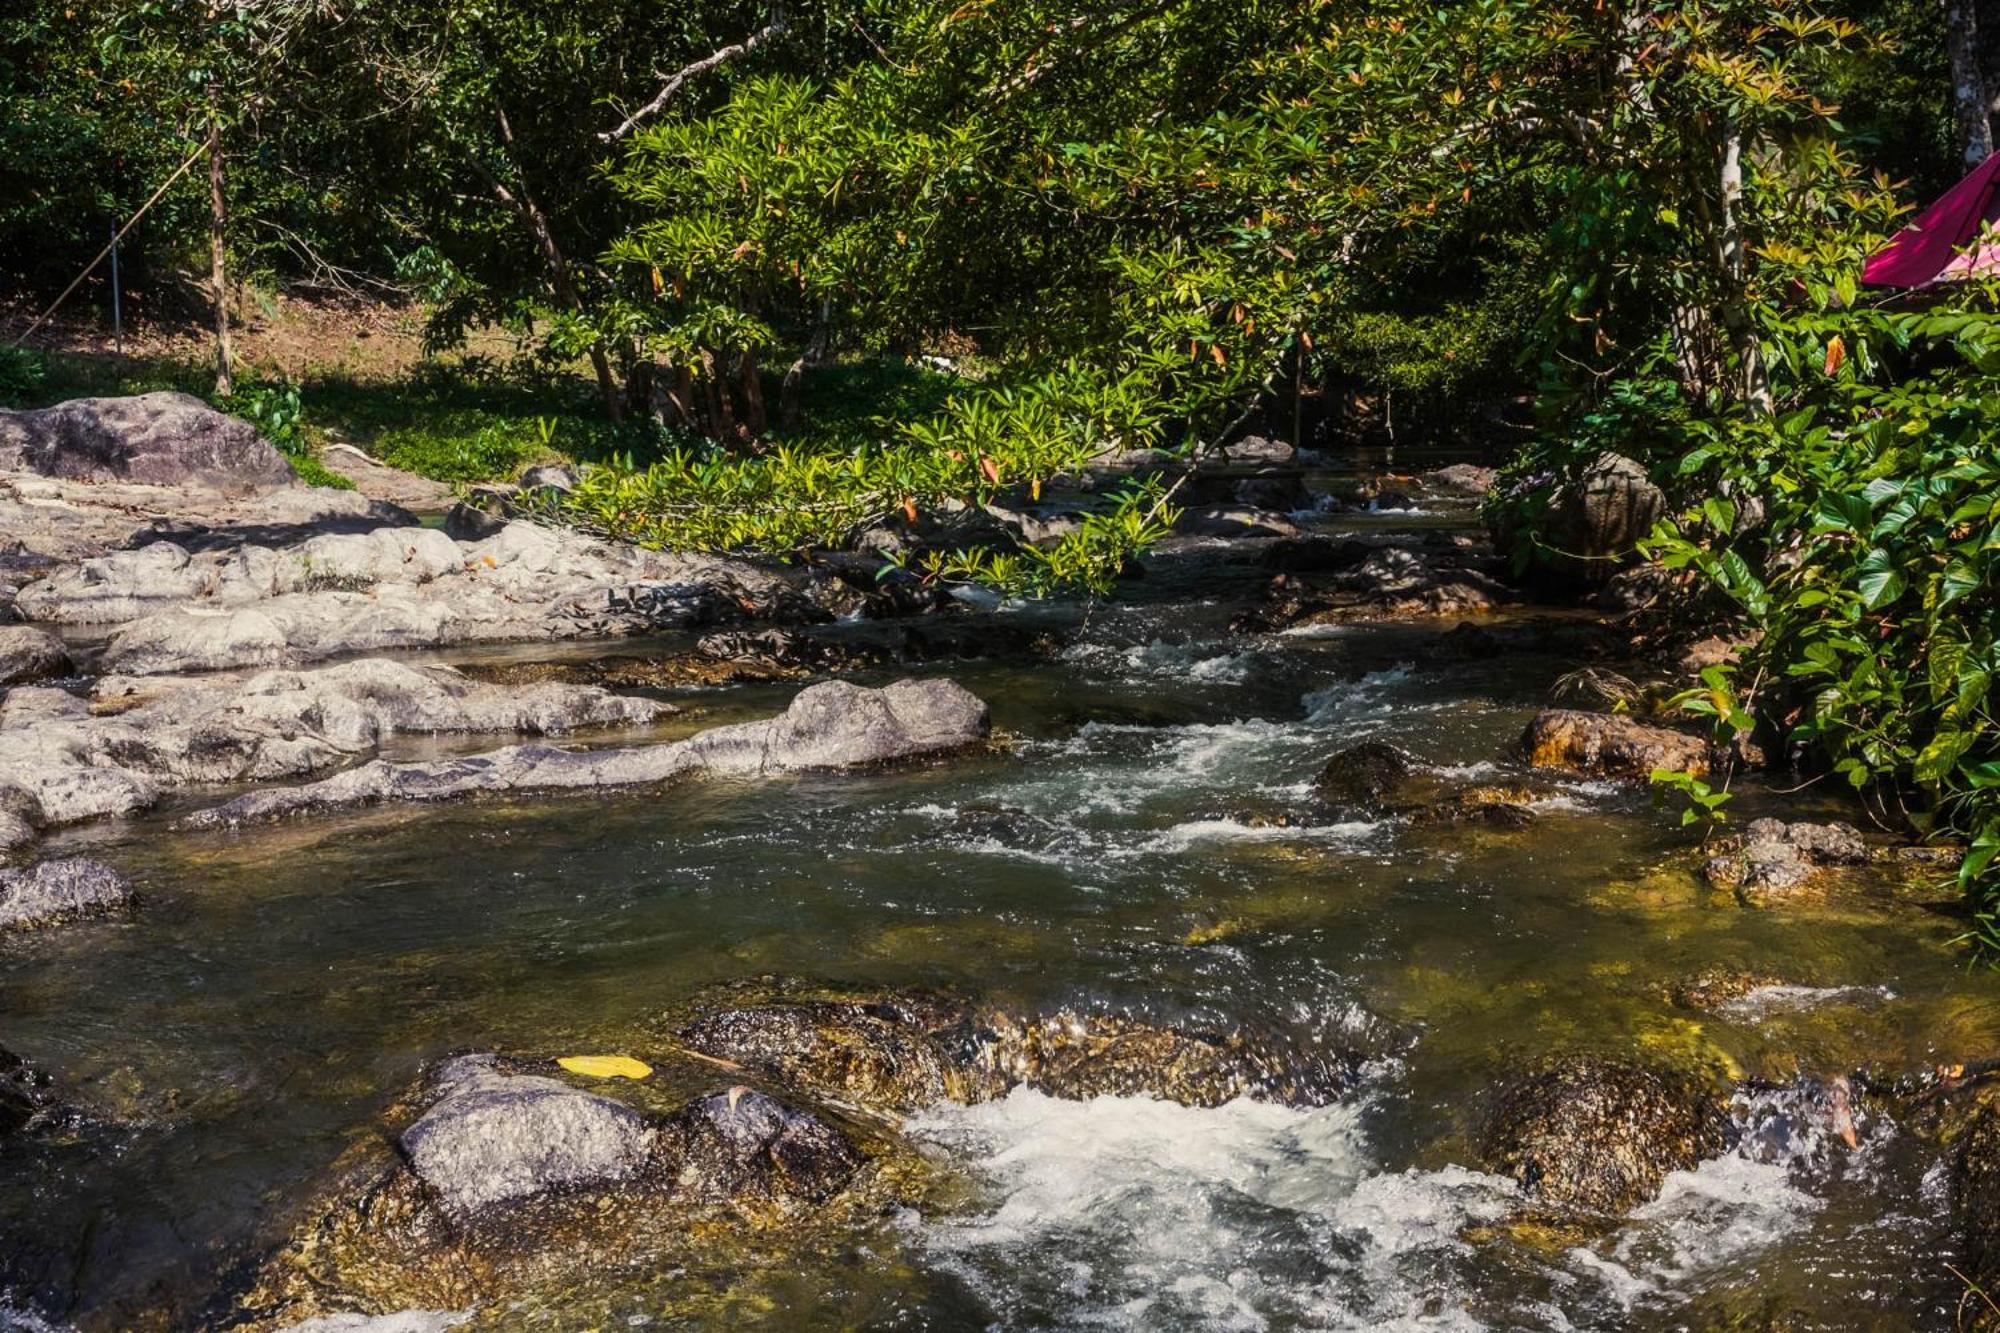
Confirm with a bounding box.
[400,1056,654,1216]
[0,392,297,494]
[1703,818,1868,903]
[180,678,990,828]
[0,626,68,686]
[277,1314,470,1333]
[0,857,132,931]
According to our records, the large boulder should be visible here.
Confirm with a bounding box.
[0,393,297,494]
[239,1057,870,1328]
[400,1056,654,1217]
[0,626,69,686]
[1480,1058,1728,1212]
[1497,452,1664,584]
[1520,708,1711,780]
[0,857,133,931]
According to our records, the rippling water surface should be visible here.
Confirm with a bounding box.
[1,482,1993,1330]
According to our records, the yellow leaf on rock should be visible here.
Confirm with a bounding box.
[558,1054,653,1080]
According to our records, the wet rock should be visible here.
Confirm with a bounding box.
[1480,1058,1728,1212]
[1702,818,1867,904]
[179,678,989,828]
[0,392,297,494]
[1232,546,1512,632]
[1406,785,1538,830]
[400,1056,654,1216]
[1944,1085,2000,1325]
[0,626,68,686]
[1437,620,1505,660]
[1420,463,1498,497]
[661,1086,862,1207]
[1315,741,1414,810]
[1178,505,1301,540]
[676,985,1345,1114]
[0,659,665,846]
[0,1047,52,1138]
[1520,708,1710,780]
[678,994,980,1113]
[238,1053,877,1330]
[1666,968,1788,1011]
[0,857,133,931]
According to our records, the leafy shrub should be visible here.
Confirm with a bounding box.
[218,377,353,490]
[0,346,48,406]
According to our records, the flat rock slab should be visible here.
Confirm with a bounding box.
[21,519,843,676]
[0,658,667,846]
[0,858,132,931]
[320,442,459,511]
[181,677,990,828]
[276,1314,470,1333]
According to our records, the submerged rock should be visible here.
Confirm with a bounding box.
[1178,505,1302,540]
[1405,784,1538,830]
[1702,818,1867,904]
[675,984,1347,1114]
[0,1046,54,1138]
[0,625,69,686]
[1480,1058,1728,1212]
[180,678,990,829]
[0,392,297,494]
[0,857,133,931]
[1520,708,1711,780]
[1315,741,1414,810]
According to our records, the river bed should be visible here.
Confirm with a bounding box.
[1,478,1994,1331]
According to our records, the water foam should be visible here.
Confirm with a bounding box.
[907,1089,1519,1331]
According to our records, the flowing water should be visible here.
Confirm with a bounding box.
[3,466,1997,1330]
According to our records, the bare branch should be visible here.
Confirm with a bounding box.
[600,5,789,143]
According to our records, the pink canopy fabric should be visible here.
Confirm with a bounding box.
[1862,153,2000,288]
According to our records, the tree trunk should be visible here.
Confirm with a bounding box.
[1950,0,1996,165]
[207,111,234,398]
[485,104,622,421]
[779,300,832,429]
[700,347,736,440]
[1713,123,1772,416]
[737,347,767,441]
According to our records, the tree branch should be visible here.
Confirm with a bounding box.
[599,5,789,143]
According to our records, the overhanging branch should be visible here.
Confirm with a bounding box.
[600,4,789,143]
